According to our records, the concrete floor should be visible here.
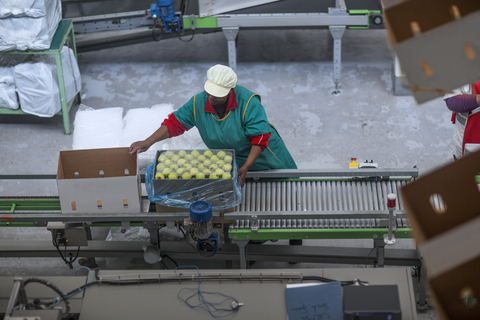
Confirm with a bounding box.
[0,27,448,319]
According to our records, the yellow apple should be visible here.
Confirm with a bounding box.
[222,172,232,179]
[210,155,219,162]
[209,174,219,179]
[222,164,232,172]
[203,159,212,167]
[156,163,166,171]
[164,151,174,158]
[164,159,173,166]
[197,163,205,171]
[178,150,187,157]
[216,151,226,159]
[184,163,193,171]
[181,172,192,179]
[155,173,165,179]
[176,168,186,175]
[190,168,199,175]
[195,172,206,179]
[203,169,212,175]
[162,168,172,174]
[204,150,213,158]
[177,158,187,166]
[168,173,178,179]
[216,160,225,167]
[190,159,199,167]
[191,150,200,158]
[158,155,167,162]
[224,155,233,163]
[197,155,206,162]
[215,168,225,174]
[171,155,180,163]
[169,164,179,171]
[209,163,218,170]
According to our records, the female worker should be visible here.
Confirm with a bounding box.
[129,64,297,187]
[444,80,480,159]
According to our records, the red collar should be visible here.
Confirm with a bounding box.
[204,88,237,115]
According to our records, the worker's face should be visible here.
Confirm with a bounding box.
[206,91,229,106]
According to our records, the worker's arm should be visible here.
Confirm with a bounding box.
[237,145,263,187]
[445,94,480,113]
[129,125,170,154]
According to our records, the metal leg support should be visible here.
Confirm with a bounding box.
[223,27,239,71]
[374,238,385,268]
[329,26,345,94]
[81,227,98,268]
[417,258,429,310]
[233,240,249,269]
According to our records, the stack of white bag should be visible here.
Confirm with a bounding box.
[0,67,19,110]
[13,46,81,117]
[0,0,62,51]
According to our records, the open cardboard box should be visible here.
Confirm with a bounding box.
[57,147,142,214]
[382,0,480,103]
[401,149,480,319]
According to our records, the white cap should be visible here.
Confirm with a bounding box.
[204,64,237,97]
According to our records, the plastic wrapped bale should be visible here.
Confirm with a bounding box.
[0,67,19,110]
[36,46,81,103]
[0,0,61,51]
[0,0,55,18]
[13,61,61,117]
[145,149,242,211]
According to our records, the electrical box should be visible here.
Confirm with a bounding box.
[343,285,401,320]
[56,147,142,214]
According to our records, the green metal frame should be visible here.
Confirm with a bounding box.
[229,228,412,240]
[348,10,381,29]
[182,16,217,29]
[0,20,82,134]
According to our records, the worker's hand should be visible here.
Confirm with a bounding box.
[129,140,151,155]
[237,165,248,188]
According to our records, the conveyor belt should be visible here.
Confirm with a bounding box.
[239,179,408,212]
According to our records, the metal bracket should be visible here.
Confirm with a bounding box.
[166,221,175,230]
[121,221,130,233]
[190,14,195,31]
[329,26,346,92]
[222,27,239,71]
[250,215,258,233]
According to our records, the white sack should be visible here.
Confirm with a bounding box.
[72,105,124,150]
[0,67,19,110]
[37,46,82,103]
[0,0,61,51]
[14,61,61,117]
[0,0,53,18]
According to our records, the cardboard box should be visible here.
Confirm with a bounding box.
[57,147,142,214]
[152,149,240,209]
[400,150,480,319]
[382,0,480,103]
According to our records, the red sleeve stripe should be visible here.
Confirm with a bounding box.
[248,132,271,151]
[161,113,188,138]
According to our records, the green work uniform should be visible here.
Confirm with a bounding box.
[173,85,297,170]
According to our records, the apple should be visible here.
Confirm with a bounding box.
[197,155,206,162]
[222,164,233,172]
[158,155,167,162]
[197,163,205,171]
[168,173,178,179]
[171,155,180,163]
[190,167,199,175]
[156,163,166,171]
[195,172,206,179]
[209,163,218,170]
[191,150,200,158]
[177,158,187,166]
[155,173,165,179]
[164,151,174,158]
[222,172,232,179]
[203,159,212,167]
[224,155,233,163]
[164,159,173,166]
[162,168,172,174]
[185,154,194,161]
[216,160,225,167]
[176,168,186,175]
[184,163,193,171]
[203,169,212,175]
[181,172,192,179]
[210,155,219,162]
[204,150,213,158]
[209,174,219,179]
[169,164,179,171]
[215,168,225,174]
[190,159,199,167]
[178,150,187,157]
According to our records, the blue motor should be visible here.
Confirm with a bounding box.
[150,0,181,33]
[185,200,218,255]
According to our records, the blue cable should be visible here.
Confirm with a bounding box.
[75,266,94,283]
[175,266,240,318]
